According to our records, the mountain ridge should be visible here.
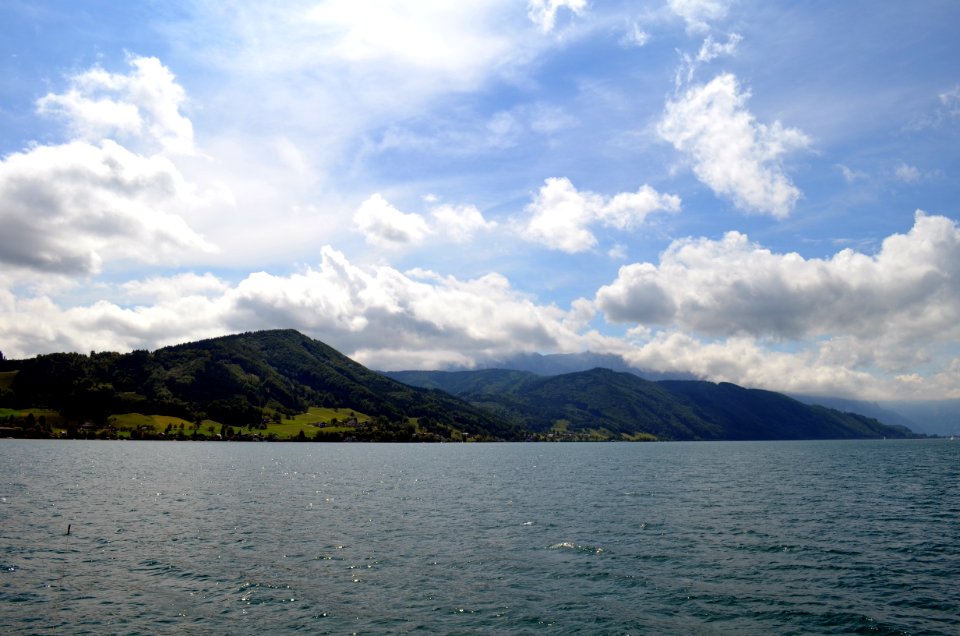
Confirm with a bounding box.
[431,349,952,435]
[1,329,522,440]
[384,366,916,440]
[1,330,919,441]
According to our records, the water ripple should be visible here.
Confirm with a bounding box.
[0,439,956,635]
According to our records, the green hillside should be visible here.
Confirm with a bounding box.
[1,331,918,442]
[1,330,521,440]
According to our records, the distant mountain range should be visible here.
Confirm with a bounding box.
[870,399,960,437]
[475,351,959,437]
[0,330,921,441]
[384,367,914,440]
[477,351,698,381]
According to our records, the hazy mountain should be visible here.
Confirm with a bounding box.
[791,394,959,437]
[480,351,698,381]
[879,399,960,437]
[790,394,919,430]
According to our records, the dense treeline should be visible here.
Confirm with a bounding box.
[0,330,523,441]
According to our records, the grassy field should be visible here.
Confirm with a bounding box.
[107,413,197,434]
[103,406,378,439]
[5,404,437,441]
[266,407,373,438]
[1,408,64,422]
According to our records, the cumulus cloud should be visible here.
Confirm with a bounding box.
[658,73,811,218]
[37,56,194,155]
[431,204,497,243]
[354,194,432,249]
[521,177,681,252]
[597,212,960,374]
[0,246,602,370]
[230,248,580,367]
[668,0,730,33]
[353,194,497,248]
[620,331,897,399]
[0,140,215,275]
[0,56,220,276]
[120,272,229,303]
[3,218,959,399]
[527,0,588,33]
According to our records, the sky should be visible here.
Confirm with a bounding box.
[1,0,959,401]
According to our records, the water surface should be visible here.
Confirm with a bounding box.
[1,439,957,634]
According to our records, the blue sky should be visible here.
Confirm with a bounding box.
[1,0,959,400]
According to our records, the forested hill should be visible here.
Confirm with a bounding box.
[384,368,916,441]
[0,330,521,440]
[1,330,917,441]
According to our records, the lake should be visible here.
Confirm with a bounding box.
[1,439,957,634]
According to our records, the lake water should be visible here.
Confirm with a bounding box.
[0,439,957,635]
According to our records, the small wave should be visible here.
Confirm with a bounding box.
[548,542,604,554]
[2,564,18,573]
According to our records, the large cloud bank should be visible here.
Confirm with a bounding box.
[3,214,959,400]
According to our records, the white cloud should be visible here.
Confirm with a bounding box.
[608,243,628,260]
[157,1,559,206]
[668,0,730,33]
[303,0,524,79]
[621,22,650,47]
[0,56,221,277]
[3,217,959,399]
[521,177,681,252]
[600,187,683,229]
[658,73,811,218]
[0,247,604,369]
[431,204,497,243]
[527,0,588,33]
[939,84,960,117]
[120,272,229,303]
[353,195,497,248]
[194,1,539,119]
[597,212,960,380]
[37,56,194,155]
[0,140,215,275]
[837,164,867,183]
[354,194,431,249]
[696,32,742,62]
[620,331,897,399]
[895,162,922,183]
[675,33,742,87]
